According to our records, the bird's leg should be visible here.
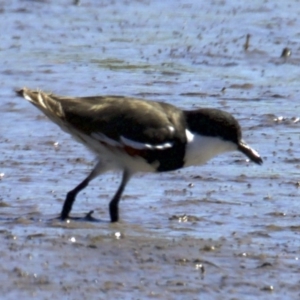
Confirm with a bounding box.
[60,160,109,220]
[60,177,90,220]
[109,169,132,223]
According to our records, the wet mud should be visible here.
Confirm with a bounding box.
[1,0,300,299]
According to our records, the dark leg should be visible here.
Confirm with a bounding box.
[109,169,131,223]
[60,160,109,220]
[60,177,90,220]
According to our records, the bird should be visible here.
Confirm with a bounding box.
[16,88,263,223]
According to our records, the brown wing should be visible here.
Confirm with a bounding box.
[60,95,187,146]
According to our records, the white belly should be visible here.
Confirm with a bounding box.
[70,129,158,173]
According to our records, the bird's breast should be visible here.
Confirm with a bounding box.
[183,130,237,167]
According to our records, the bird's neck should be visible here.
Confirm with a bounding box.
[184,130,237,167]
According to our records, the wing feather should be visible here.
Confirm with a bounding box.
[60,96,187,148]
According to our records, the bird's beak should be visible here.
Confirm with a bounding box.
[238,141,263,165]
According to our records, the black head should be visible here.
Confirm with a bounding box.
[184,108,242,143]
[184,108,263,165]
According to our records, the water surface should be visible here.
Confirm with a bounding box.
[1,0,300,299]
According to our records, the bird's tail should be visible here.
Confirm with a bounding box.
[16,88,65,124]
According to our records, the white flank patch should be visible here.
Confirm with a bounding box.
[185,128,194,143]
[91,132,173,150]
[120,135,173,150]
[184,130,237,167]
[80,131,157,173]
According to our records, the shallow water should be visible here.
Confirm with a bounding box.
[1,0,300,299]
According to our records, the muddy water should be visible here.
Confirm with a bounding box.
[1,0,300,299]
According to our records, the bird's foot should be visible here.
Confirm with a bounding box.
[57,211,103,222]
